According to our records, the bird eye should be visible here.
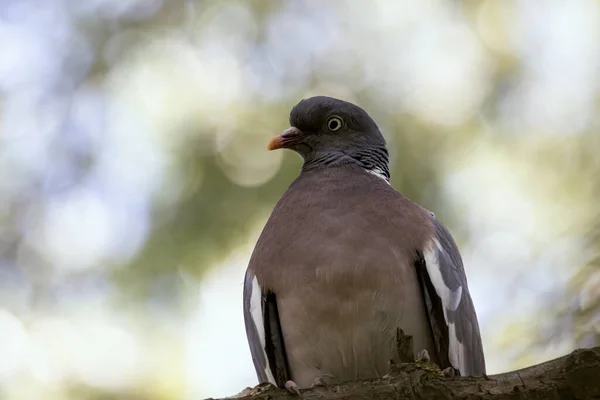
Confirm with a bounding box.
[327,116,343,132]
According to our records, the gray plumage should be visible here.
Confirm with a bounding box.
[243,96,485,390]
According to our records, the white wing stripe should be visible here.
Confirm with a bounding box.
[250,276,277,384]
[423,238,465,372]
[447,322,467,373]
[423,238,463,313]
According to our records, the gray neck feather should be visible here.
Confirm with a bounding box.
[302,146,391,182]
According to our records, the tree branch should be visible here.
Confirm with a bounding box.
[216,346,600,400]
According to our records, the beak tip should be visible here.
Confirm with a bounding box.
[267,135,284,151]
[267,127,302,151]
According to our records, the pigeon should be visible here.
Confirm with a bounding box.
[243,96,485,393]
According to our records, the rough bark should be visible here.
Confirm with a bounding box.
[214,346,600,400]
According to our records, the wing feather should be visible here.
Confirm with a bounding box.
[243,270,290,387]
[418,219,486,376]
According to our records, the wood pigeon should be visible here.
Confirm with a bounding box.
[243,96,486,393]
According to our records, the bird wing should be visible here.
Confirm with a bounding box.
[416,218,486,376]
[243,269,290,387]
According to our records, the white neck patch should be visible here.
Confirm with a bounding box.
[367,168,390,184]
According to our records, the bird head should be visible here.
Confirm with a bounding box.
[268,96,390,180]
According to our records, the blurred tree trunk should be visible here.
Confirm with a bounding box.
[217,346,600,400]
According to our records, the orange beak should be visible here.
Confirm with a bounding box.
[267,135,284,151]
[267,127,304,151]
